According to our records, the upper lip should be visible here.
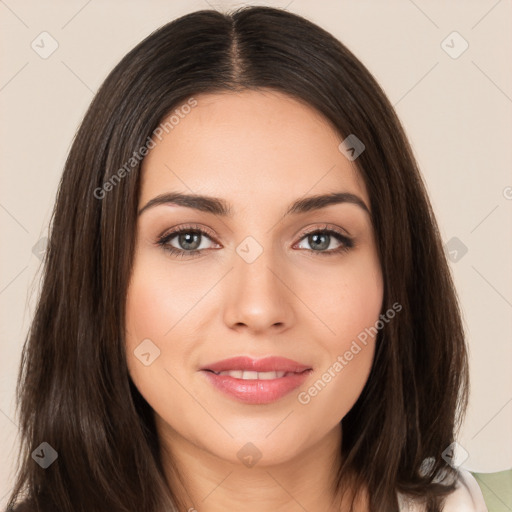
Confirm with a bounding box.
[200,356,312,373]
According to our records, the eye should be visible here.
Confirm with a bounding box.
[294,225,354,256]
[156,224,219,259]
[155,223,354,259]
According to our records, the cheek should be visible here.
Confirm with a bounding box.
[304,247,383,344]
[296,252,383,417]
[125,273,173,343]
[125,250,208,353]
[124,255,190,405]
[124,264,201,433]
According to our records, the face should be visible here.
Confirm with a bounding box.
[125,89,383,468]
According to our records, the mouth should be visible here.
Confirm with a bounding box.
[199,356,313,404]
[203,369,309,379]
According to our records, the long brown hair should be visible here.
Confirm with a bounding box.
[6,6,468,512]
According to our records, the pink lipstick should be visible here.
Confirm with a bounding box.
[200,356,312,404]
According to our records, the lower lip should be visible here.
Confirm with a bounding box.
[201,370,312,404]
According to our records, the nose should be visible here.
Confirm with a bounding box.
[222,240,295,334]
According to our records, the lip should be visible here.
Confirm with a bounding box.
[200,356,312,405]
[200,356,312,373]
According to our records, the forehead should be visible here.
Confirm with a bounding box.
[139,89,369,211]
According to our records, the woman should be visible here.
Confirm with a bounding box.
[6,6,487,512]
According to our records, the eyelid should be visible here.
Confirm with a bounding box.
[157,223,220,245]
[298,222,352,239]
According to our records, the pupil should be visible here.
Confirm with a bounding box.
[311,233,329,250]
[180,232,200,250]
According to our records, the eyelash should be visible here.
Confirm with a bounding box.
[155,223,354,259]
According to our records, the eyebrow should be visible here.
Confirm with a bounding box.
[138,191,371,218]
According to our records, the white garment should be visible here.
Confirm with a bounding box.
[397,468,488,511]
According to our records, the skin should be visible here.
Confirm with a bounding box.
[125,89,383,511]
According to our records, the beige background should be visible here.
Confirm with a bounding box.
[1,0,511,506]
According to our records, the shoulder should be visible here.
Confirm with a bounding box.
[441,468,488,511]
[398,467,488,511]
